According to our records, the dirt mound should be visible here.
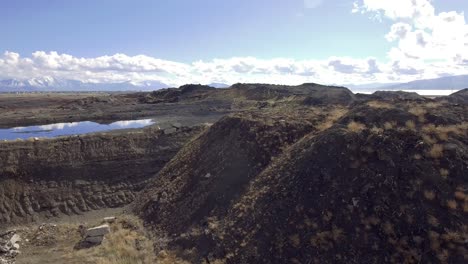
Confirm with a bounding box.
[139,84,217,104]
[137,99,467,263]
[201,104,467,263]
[139,83,355,106]
[134,108,341,234]
[229,83,355,105]
[367,91,427,101]
[442,88,468,105]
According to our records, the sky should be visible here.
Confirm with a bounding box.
[0,0,468,86]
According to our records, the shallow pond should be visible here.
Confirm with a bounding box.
[0,119,155,140]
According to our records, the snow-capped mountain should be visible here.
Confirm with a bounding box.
[0,77,170,92]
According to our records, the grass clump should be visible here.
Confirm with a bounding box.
[347,121,366,133]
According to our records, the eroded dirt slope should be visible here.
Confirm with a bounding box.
[0,126,203,225]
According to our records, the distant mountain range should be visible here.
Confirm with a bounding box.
[1,75,466,92]
[347,74,468,91]
[0,77,170,92]
[207,83,230,88]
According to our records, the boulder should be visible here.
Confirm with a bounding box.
[0,245,8,253]
[9,235,20,245]
[85,224,110,237]
[84,235,104,244]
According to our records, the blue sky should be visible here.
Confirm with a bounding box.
[1,0,392,61]
[1,0,468,86]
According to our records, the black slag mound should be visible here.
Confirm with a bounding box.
[202,106,467,264]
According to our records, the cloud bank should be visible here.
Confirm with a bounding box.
[1,0,467,87]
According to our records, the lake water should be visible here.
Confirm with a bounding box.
[0,119,155,140]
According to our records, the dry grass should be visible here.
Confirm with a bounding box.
[366,101,393,109]
[383,121,396,130]
[424,190,436,200]
[405,120,416,130]
[156,250,191,264]
[439,168,449,179]
[370,126,384,134]
[316,108,348,131]
[447,200,458,210]
[422,122,468,141]
[427,215,439,227]
[428,144,444,159]
[454,191,466,201]
[347,121,366,133]
[408,106,427,122]
[66,215,155,264]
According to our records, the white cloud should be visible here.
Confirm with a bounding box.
[354,0,468,69]
[0,50,465,87]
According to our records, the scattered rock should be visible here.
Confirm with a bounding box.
[8,235,20,246]
[103,217,117,223]
[85,224,110,238]
[76,224,111,247]
[84,235,104,244]
[0,231,21,263]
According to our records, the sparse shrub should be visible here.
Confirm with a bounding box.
[366,101,393,109]
[405,120,416,130]
[439,168,449,179]
[157,250,191,264]
[347,121,366,133]
[408,106,427,122]
[383,121,396,130]
[447,200,457,210]
[428,144,444,159]
[454,191,466,201]
[427,215,439,227]
[424,190,436,200]
[422,134,437,145]
[370,126,384,134]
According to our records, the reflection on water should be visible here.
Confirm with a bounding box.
[0,119,155,140]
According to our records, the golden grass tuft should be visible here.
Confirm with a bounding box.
[427,215,439,227]
[157,250,191,264]
[439,168,449,179]
[383,121,396,130]
[405,120,416,130]
[347,121,366,133]
[447,200,458,210]
[370,126,384,134]
[424,190,436,200]
[366,101,393,109]
[408,106,427,122]
[428,144,444,159]
[454,191,466,201]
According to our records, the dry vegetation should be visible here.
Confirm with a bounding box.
[16,215,155,264]
[346,121,366,133]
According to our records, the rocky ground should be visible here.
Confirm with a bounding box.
[0,84,467,263]
[1,213,155,264]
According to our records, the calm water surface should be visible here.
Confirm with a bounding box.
[0,119,155,140]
